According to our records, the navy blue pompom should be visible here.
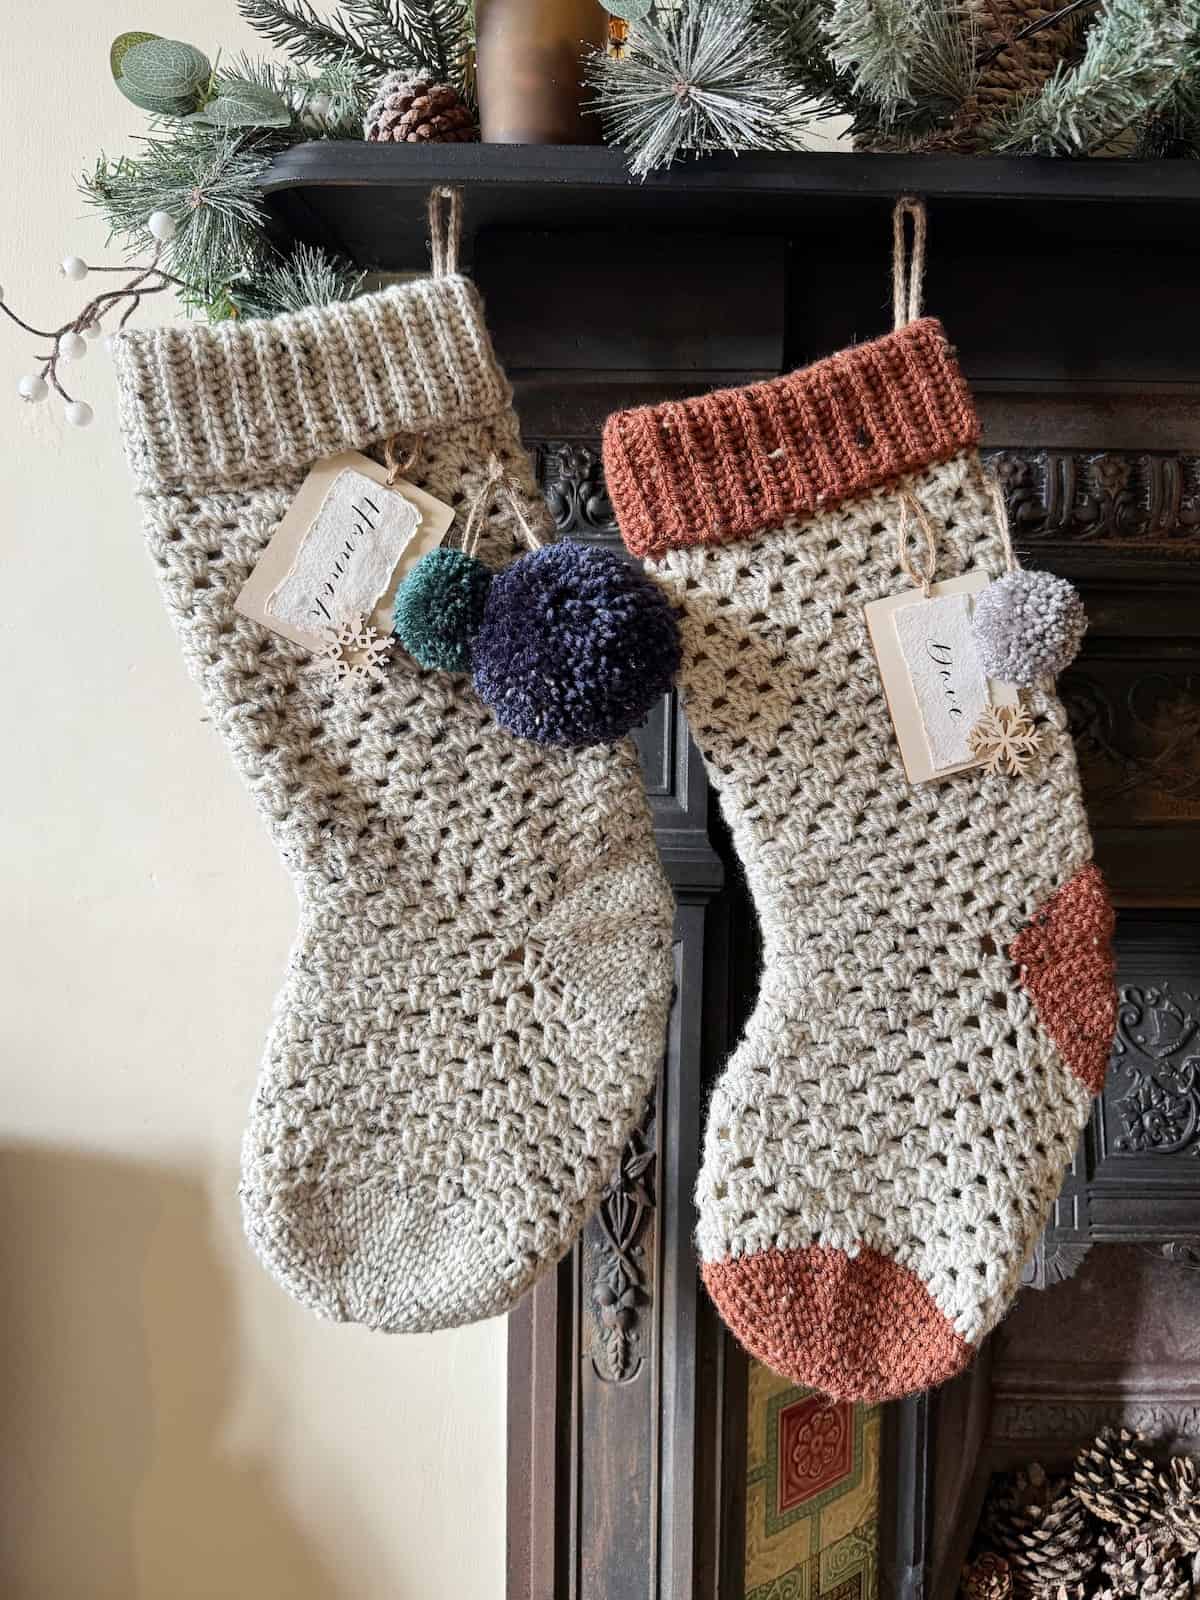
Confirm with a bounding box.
[471,540,681,748]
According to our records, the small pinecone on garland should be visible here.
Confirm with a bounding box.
[364,73,477,143]
[974,0,1088,119]
[1094,1528,1191,1600]
[1074,1428,1163,1529]
[960,1551,1013,1600]
[981,1466,1097,1596]
[1159,1455,1200,1553]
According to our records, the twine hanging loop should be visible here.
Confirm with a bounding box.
[892,195,927,331]
[382,431,421,485]
[897,489,939,598]
[984,470,1021,575]
[428,185,463,278]
[460,455,547,559]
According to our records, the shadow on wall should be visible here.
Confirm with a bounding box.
[0,1146,338,1600]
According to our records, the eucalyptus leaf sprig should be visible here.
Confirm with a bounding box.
[110,30,371,132]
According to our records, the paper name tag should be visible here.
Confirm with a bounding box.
[864,570,1017,783]
[235,451,455,652]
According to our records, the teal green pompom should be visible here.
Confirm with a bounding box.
[393,547,493,673]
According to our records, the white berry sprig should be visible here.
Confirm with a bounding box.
[4,212,188,428]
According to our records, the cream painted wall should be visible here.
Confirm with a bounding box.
[1,4,506,1596]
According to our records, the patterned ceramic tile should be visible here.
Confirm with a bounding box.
[745,1364,881,1600]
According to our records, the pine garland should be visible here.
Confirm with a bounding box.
[73,5,441,324]
[751,0,858,118]
[217,51,375,134]
[80,130,272,315]
[230,242,366,317]
[587,2,812,177]
[237,0,472,90]
[828,0,929,109]
[992,0,1199,154]
[756,0,1200,157]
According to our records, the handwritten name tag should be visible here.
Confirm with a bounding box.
[236,450,455,652]
[864,571,1017,783]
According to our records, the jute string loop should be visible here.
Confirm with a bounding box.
[984,470,1020,575]
[383,431,421,485]
[892,195,927,331]
[428,186,463,278]
[897,488,939,598]
[460,454,547,559]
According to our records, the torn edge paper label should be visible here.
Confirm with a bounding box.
[864,570,1018,784]
[235,450,456,652]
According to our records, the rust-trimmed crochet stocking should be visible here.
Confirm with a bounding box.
[602,312,1117,1403]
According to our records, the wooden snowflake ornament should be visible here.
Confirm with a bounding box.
[318,614,393,692]
[968,704,1043,777]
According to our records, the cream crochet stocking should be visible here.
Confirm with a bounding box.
[603,317,1117,1402]
[112,265,674,1331]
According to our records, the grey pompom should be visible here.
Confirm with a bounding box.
[973,569,1087,686]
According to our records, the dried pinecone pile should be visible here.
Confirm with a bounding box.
[1095,1528,1191,1599]
[1161,1457,1200,1554]
[980,1464,1096,1596]
[1075,1428,1164,1528]
[961,1551,1014,1600]
[963,1430,1200,1600]
[364,74,477,144]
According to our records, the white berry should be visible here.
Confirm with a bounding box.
[148,210,178,243]
[59,331,88,362]
[60,256,89,281]
[83,319,103,340]
[18,374,49,403]
[64,400,94,428]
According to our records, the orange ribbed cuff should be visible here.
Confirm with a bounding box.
[601,319,981,561]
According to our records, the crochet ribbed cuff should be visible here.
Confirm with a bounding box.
[111,276,513,493]
[602,318,980,560]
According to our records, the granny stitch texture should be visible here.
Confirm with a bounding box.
[112,278,675,1331]
[603,321,1117,1402]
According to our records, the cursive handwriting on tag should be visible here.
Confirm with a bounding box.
[235,451,455,652]
[267,467,420,632]
[892,591,990,770]
[864,570,1018,783]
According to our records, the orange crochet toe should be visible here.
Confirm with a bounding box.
[702,1245,974,1404]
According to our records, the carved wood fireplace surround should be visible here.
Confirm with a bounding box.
[262,149,1200,1599]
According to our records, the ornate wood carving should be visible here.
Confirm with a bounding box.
[986,449,1200,555]
[1021,1238,1092,1291]
[1061,667,1200,826]
[1162,1241,1200,1266]
[1109,983,1200,1156]
[992,1400,1200,1441]
[536,441,617,541]
[589,1117,657,1384]
[535,441,1200,557]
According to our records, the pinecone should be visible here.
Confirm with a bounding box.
[981,1467,1097,1597]
[1159,1455,1200,1554]
[1073,1429,1165,1529]
[1094,1527,1191,1600]
[974,0,1088,117]
[961,1551,1014,1600]
[364,73,477,143]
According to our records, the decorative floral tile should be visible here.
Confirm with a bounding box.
[745,1363,881,1600]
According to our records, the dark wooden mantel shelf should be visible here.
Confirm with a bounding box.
[260,144,1200,270]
